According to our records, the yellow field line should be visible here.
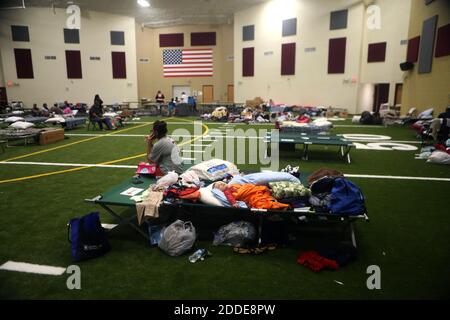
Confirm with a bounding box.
[0,119,208,185]
[1,122,152,162]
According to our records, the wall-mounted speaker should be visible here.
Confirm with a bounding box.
[400,61,414,71]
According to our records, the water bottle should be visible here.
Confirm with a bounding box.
[189,249,205,263]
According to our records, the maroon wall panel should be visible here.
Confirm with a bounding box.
[14,48,34,79]
[242,47,254,77]
[435,23,450,57]
[406,36,420,62]
[112,51,126,79]
[191,32,216,46]
[328,38,346,74]
[368,42,387,62]
[65,50,82,79]
[281,43,296,75]
[159,33,184,47]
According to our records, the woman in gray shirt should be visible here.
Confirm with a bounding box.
[146,120,183,174]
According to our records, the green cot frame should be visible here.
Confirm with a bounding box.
[265,132,355,163]
[86,173,369,247]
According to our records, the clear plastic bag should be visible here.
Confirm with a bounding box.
[213,221,256,247]
[158,220,196,256]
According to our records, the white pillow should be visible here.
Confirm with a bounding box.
[9,121,35,129]
[104,112,118,117]
[5,116,24,123]
[45,117,65,124]
[352,115,361,123]
[313,119,332,127]
[199,184,224,206]
[189,158,239,181]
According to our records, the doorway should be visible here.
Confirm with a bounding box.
[394,83,403,106]
[227,85,234,103]
[172,86,191,101]
[372,83,390,113]
[0,87,7,106]
[202,85,214,103]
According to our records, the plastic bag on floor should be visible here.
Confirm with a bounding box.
[213,221,256,247]
[158,220,196,256]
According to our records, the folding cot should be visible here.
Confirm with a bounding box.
[86,171,368,247]
[265,131,355,163]
[22,116,49,124]
[62,117,87,130]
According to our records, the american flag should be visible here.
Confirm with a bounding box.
[163,48,213,77]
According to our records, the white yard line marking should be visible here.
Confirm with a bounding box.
[182,157,197,161]
[0,261,66,276]
[345,174,450,182]
[64,133,422,144]
[1,161,448,182]
[101,223,118,230]
[334,125,385,128]
[0,161,136,169]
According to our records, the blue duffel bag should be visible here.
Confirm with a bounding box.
[328,178,366,215]
[68,212,111,262]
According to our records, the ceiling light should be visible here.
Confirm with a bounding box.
[137,0,150,8]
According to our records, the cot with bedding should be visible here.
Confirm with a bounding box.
[85,171,368,247]
[265,131,355,163]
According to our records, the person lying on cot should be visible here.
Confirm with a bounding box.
[146,120,184,175]
[212,181,289,210]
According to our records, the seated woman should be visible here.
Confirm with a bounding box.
[88,101,114,130]
[146,120,183,175]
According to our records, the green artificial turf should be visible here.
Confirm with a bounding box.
[0,117,449,299]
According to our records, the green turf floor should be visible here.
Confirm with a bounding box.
[0,117,449,299]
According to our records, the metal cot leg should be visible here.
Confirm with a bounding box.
[100,204,149,239]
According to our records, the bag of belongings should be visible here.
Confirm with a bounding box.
[213,221,256,247]
[158,220,196,256]
[309,177,365,215]
[68,212,111,262]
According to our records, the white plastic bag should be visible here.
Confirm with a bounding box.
[156,171,178,187]
[427,151,450,165]
[158,220,196,256]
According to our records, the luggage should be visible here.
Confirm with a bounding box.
[328,178,366,215]
[68,212,111,262]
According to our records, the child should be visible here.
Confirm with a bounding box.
[212,181,240,208]
[213,181,289,210]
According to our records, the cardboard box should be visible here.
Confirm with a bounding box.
[39,128,65,145]
[339,111,349,118]
[245,97,264,108]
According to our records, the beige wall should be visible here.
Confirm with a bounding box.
[136,24,234,103]
[0,51,4,87]
[358,0,411,110]
[0,7,138,107]
[401,0,450,115]
[234,0,415,114]
[234,0,366,112]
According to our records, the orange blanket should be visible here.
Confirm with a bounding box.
[230,184,289,210]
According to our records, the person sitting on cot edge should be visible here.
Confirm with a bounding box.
[145,120,183,175]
